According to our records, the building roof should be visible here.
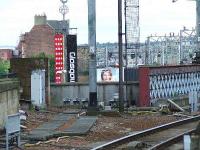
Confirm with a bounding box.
[47,20,69,34]
[16,15,70,57]
[0,49,13,52]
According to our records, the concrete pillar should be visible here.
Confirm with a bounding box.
[196,1,200,51]
[190,134,200,150]
[88,0,97,109]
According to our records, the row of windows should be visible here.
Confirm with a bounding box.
[55,62,63,65]
[56,76,61,79]
[55,63,63,66]
[55,52,63,55]
[55,48,63,50]
[55,56,63,58]
[54,38,63,41]
[55,57,63,60]
[55,42,63,46]
[55,67,63,70]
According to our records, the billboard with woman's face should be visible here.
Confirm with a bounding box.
[97,67,119,82]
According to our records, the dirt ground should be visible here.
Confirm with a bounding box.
[16,107,185,150]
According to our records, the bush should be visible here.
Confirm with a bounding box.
[31,53,55,82]
[0,59,10,74]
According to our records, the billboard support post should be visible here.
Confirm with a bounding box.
[118,0,124,112]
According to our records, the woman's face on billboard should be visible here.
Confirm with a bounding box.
[102,70,112,81]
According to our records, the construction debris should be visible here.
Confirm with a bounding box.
[167,99,185,112]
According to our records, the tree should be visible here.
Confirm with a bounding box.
[49,56,55,82]
[0,59,10,74]
[32,53,55,82]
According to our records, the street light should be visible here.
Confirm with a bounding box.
[59,0,69,20]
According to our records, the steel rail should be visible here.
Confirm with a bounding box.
[92,115,200,150]
[149,129,195,150]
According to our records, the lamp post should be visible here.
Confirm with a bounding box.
[59,0,68,21]
[59,0,69,83]
[196,0,200,52]
[179,27,187,64]
[179,28,183,64]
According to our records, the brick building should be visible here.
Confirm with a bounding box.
[17,14,69,58]
[0,49,13,60]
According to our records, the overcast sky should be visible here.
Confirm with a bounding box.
[0,0,196,47]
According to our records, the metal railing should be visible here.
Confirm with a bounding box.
[0,73,17,79]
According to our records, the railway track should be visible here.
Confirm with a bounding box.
[92,115,200,150]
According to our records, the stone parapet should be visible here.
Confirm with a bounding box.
[0,78,19,93]
[0,78,20,128]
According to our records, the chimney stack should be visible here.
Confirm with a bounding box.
[34,14,47,25]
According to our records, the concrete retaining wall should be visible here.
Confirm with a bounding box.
[0,78,20,128]
[50,82,139,106]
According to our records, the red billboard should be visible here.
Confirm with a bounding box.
[54,34,64,84]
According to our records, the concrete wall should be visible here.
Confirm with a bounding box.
[0,78,20,128]
[50,82,139,106]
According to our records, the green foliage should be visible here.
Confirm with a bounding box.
[29,104,35,112]
[0,59,10,74]
[31,53,55,82]
[31,52,52,58]
[80,70,89,76]
[49,57,55,82]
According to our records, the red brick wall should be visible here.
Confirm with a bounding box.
[22,25,55,57]
[139,67,150,107]
[0,49,12,60]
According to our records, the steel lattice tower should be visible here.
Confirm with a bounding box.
[146,28,197,65]
[125,0,140,65]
